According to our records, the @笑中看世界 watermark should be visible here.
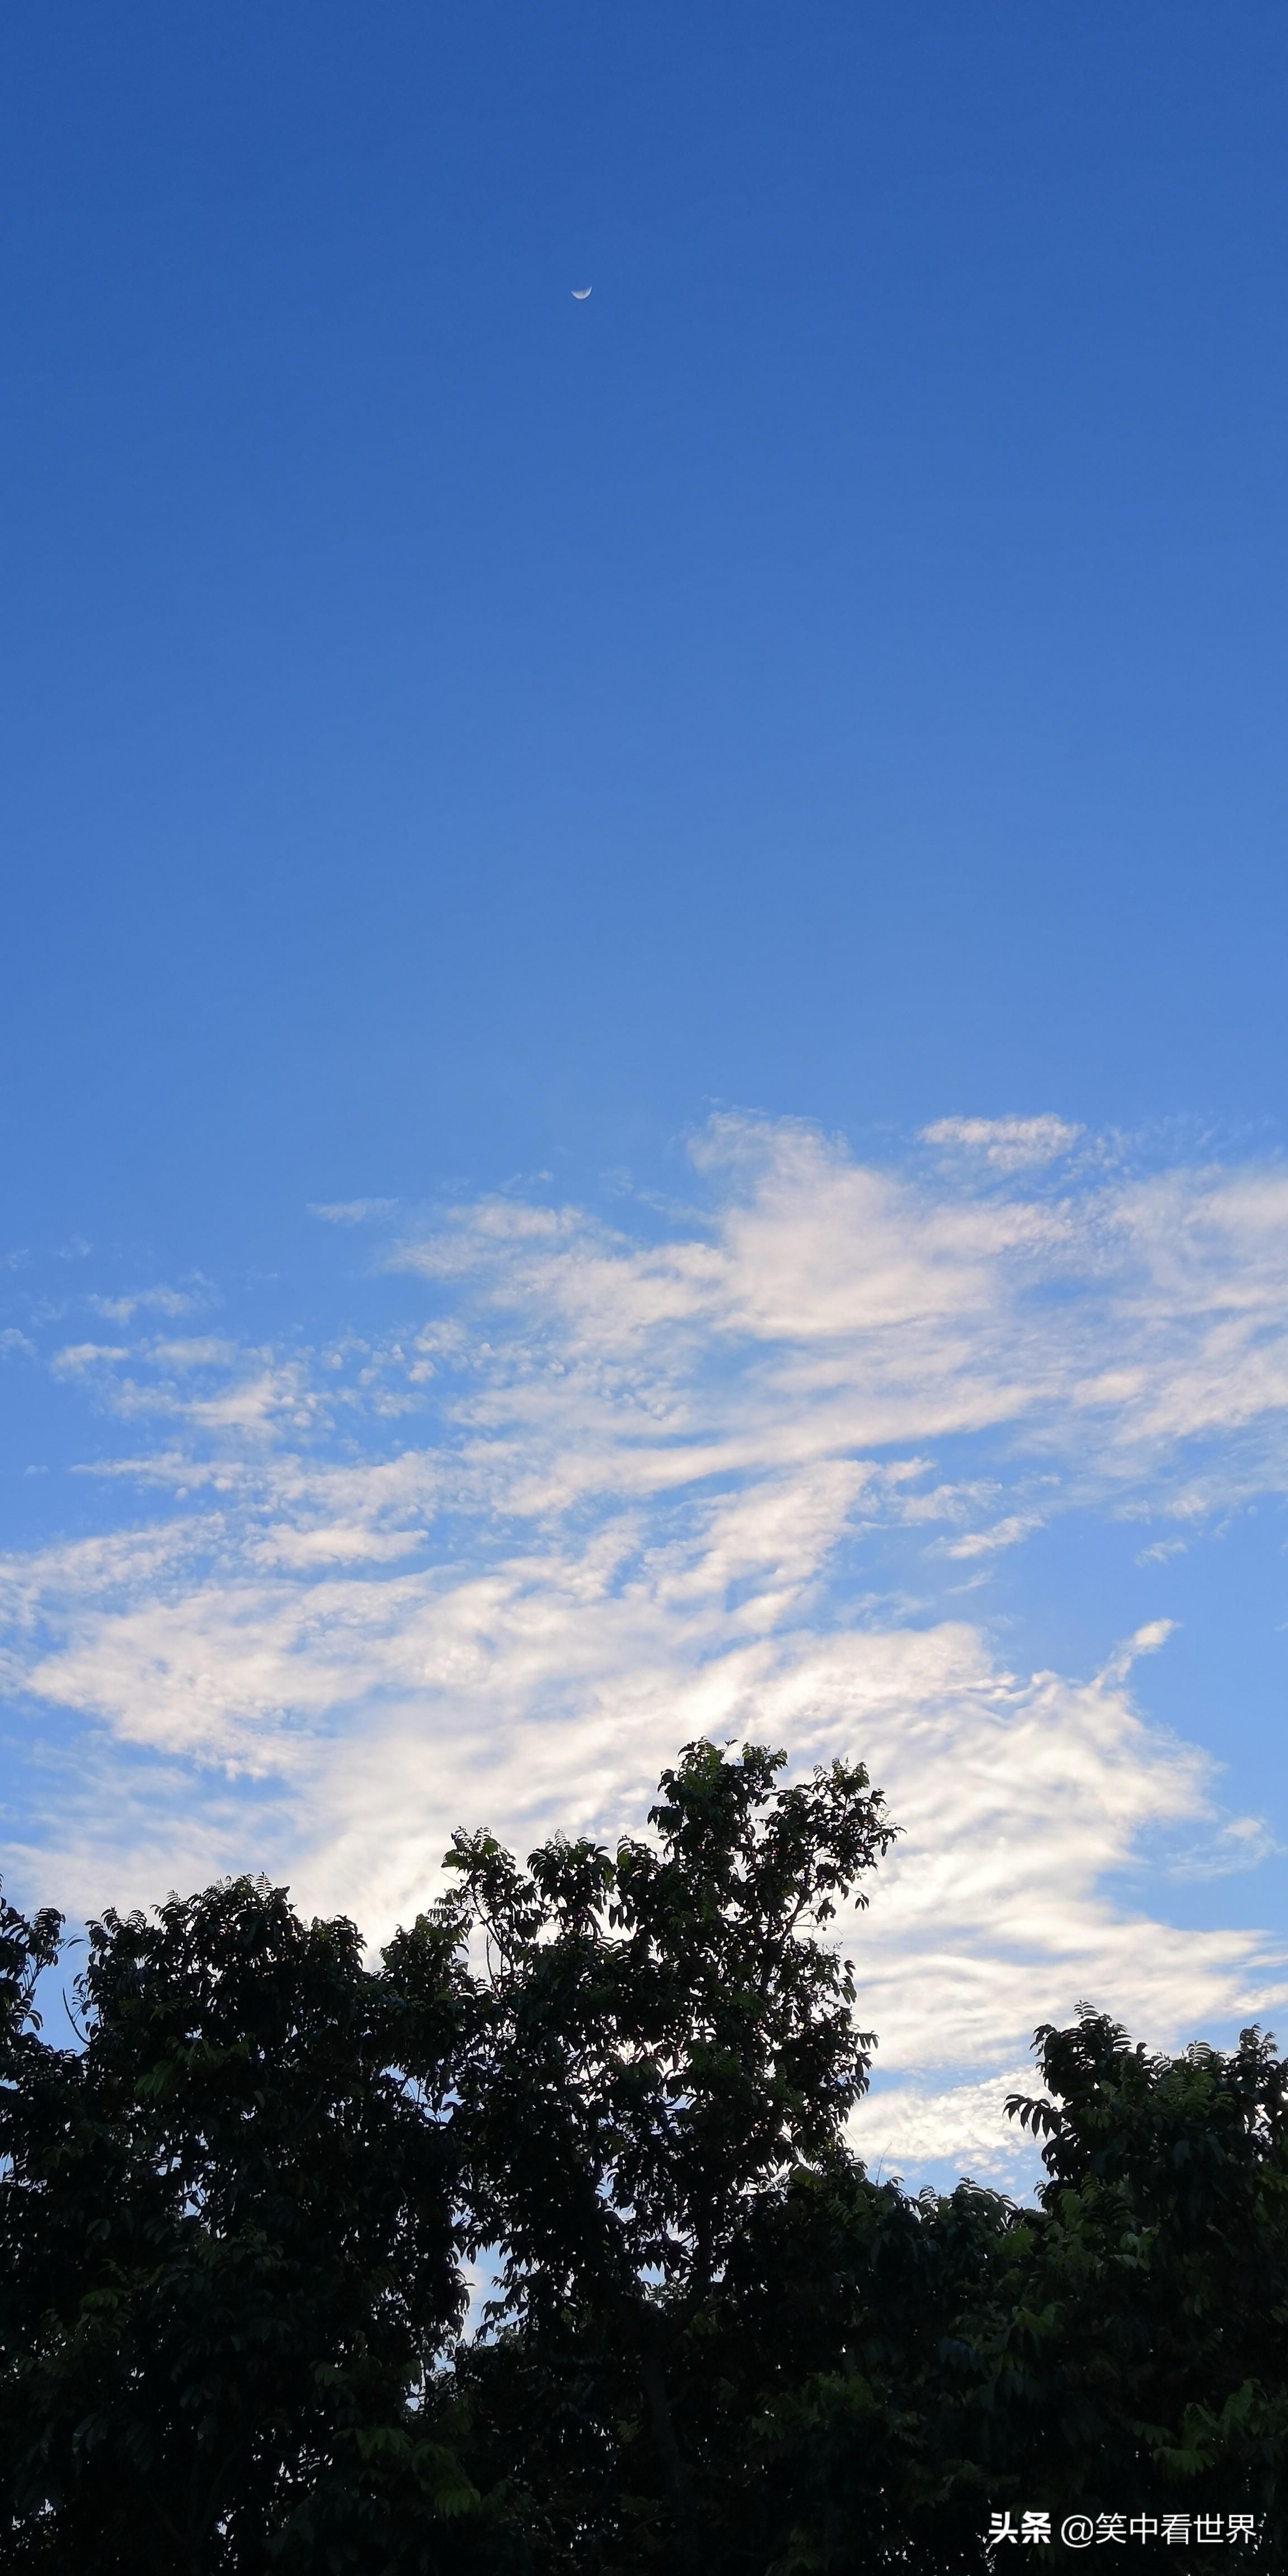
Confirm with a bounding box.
[986,2512,1264,2548]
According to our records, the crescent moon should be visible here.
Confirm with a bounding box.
[571,286,592,300]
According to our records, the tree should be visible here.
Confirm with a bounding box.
[674,2157,1017,2574]
[7,1752,1288,2573]
[0,1874,473,2573]
[993,2010,1288,2552]
[389,1739,898,2571]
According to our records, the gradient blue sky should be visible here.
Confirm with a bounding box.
[3,3,1287,2175]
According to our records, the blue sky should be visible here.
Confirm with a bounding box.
[2,3,1287,2175]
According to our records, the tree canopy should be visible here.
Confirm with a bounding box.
[1,1741,1284,2570]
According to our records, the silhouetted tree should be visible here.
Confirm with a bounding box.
[993,2010,1288,2549]
[0,1874,473,2572]
[4,1750,1287,2573]
[394,1740,896,2571]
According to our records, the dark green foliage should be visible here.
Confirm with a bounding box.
[3,1746,1288,2572]
[0,1875,473,2572]
[454,2157,1019,2575]
[414,1741,897,2573]
[991,2011,1288,2552]
[692,2162,1017,2572]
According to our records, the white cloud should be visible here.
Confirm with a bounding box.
[942,1512,1044,1559]
[921,1114,1083,1169]
[4,1114,1288,2174]
[88,1284,208,1325]
[309,1198,399,1225]
[854,2068,1041,2185]
[1097,1618,1177,1685]
[147,1337,239,1369]
[50,1342,131,1375]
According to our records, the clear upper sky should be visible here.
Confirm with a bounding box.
[2,3,1287,2179]
[6,1,1287,1249]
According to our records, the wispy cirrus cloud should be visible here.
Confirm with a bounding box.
[87,1281,211,1326]
[3,1112,1288,2174]
[309,1197,400,1226]
[920,1112,1083,1169]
